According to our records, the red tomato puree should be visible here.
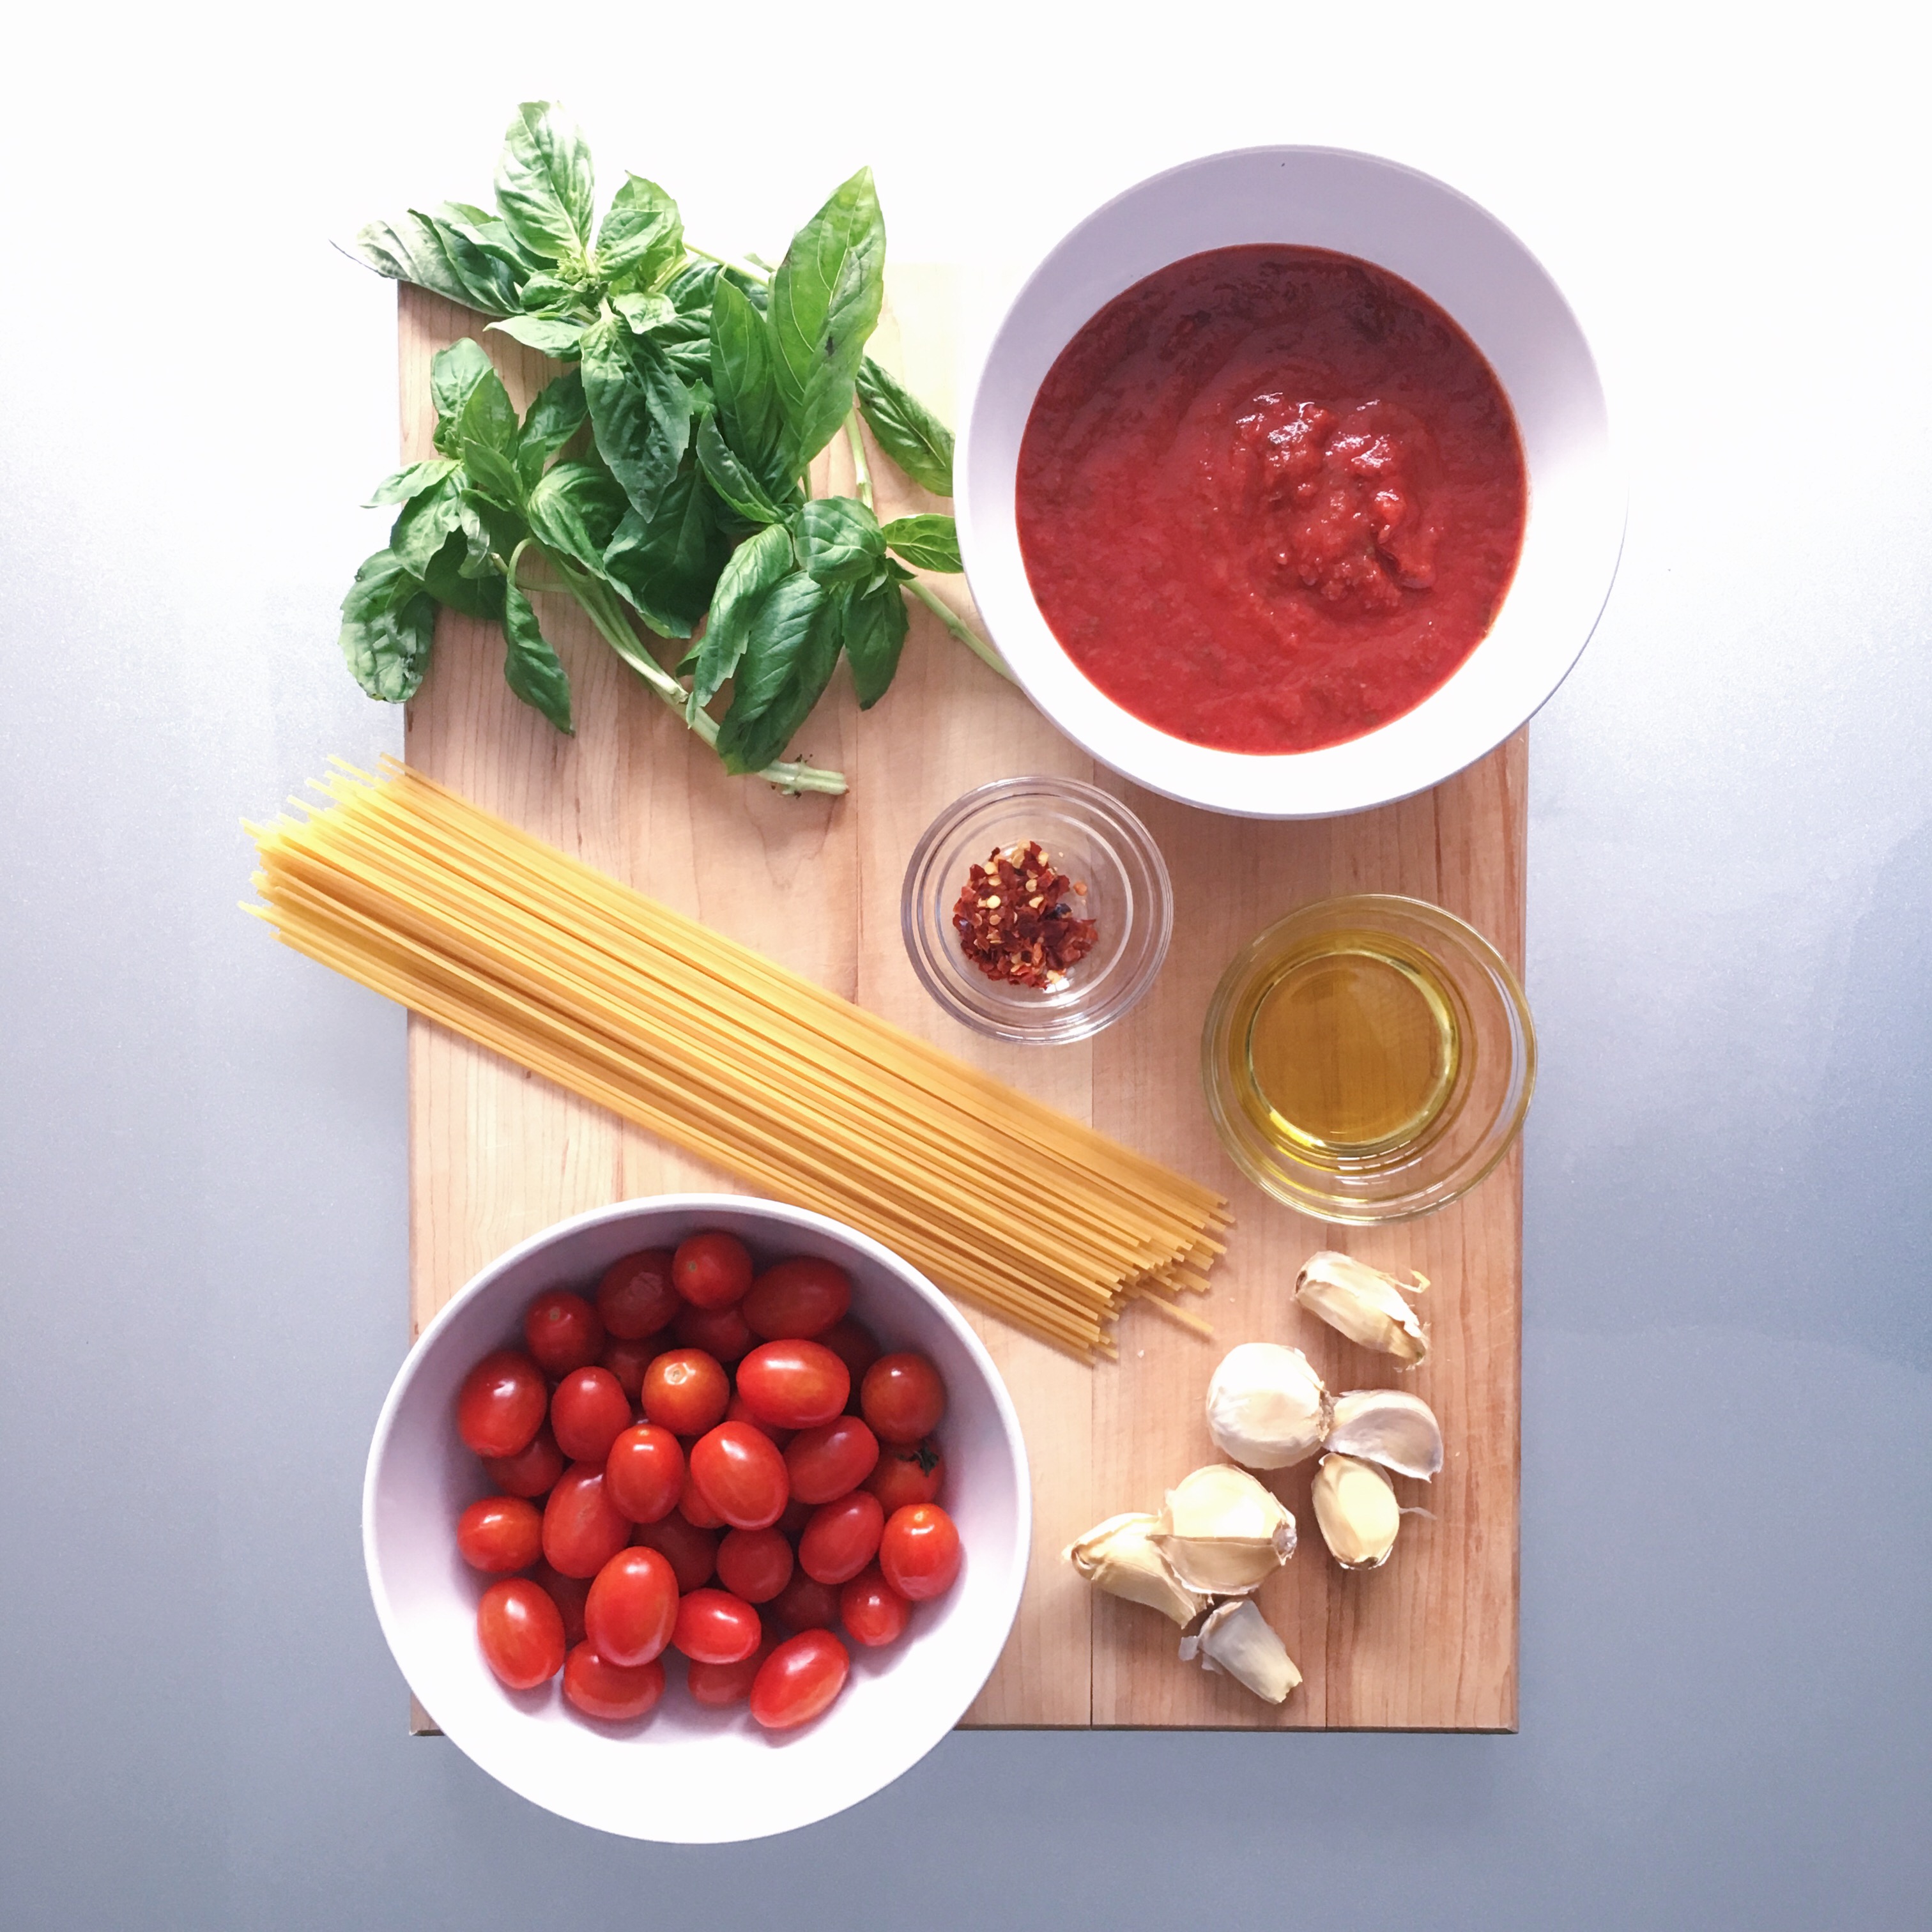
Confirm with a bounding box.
[1016,246,1528,754]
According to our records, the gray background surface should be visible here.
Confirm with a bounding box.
[3,3,1927,1926]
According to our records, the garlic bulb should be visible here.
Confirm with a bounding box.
[1064,1512,1209,1626]
[1205,1342,1331,1469]
[1293,1251,1429,1367]
[1153,1464,1296,1595]
[1326,1389,1444,1479]
[1311,1453,1401,1568]
[1179,1599,1301,1704]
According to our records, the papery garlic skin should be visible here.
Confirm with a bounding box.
[1326,1389,1444,1480]
[1065,1512,1209,1626]
[1205,1342,1331,1469]
[1153,1464,1296,1595]
[1179,1599,1302,1704]
[1312,1453,1400,1569]
[1293,1252,1429,1367]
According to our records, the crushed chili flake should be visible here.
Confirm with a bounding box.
[951,840,1098,990]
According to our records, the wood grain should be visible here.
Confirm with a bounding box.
[399,269,1521,1731]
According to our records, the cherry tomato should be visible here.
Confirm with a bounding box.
[742,1256,852,1340]
[482,1423,565,1501]
[674,1588,763,1665]
[839,1563,911,1648]
[523,1289,604,1376]
[678,1483,724,1530]
[686,1641,770,1708]
[880,1503,962,1601]
[770,1570,841,1633]
[551,1366,632,1464]
[671,1230,755,1310]
[630,1512,717,1594]
[563,1643,666,1722]
[456,1349,547,1459]
[540,1462,632,1579]
[673,1301,754,1365]
[456,1495,543,1573]
[716,1526,794,1604]
[477,1577,565,1690]
[785,1414,879,1505]
[599,1335,657,1403]
[583,1546,678,1667]
[735,1340,850,1430]
[530,1561,590,1646]
[860,1353,946,1445]
[818,1316,882,1390]
[799,1490,885,1586]
[595,1248,679,1340]
[749,1630,849,1731]
[864,1438,946,1515]
[640,1348,729,1436]
[688,1422,790,1531]
[604,1423,684,1524]
[725,1390,792,1446]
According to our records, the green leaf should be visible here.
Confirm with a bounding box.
[489,314,586,358]
[881,513,962,573]
[710,275,789,499]
[461,487,527,565]
[855,357,955,497]
[595,174,683,289]
[493,101,594,265]
[462,438,525,510]
[716,571,841,774]
[418,528,505,620]
[430,339,496,454]
[391,472,466,576]
[695,413,787,526]
[438,201,542,276]
[603,468,730,639]
[516,369,587,487]
[348,212,519,316]
[525,461,627,579]
[612,290,677,334]
[768,167,887,471]
[842,579,910,708]
[365,457,459,508]
[689,523,793,710]
[502,579,574,732]
[339,549,436,703]
[518,270,586,309]
[582,316,691,523]
[793,496,885,586]
[456,355,519,454]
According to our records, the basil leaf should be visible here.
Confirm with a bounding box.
[603,468,730,640]
[365,457,458,508]
[582,316,691,523]
[438,200,542,277]
[526,461,627,579]
[856,357,954,497]
[489,314,586,358]
[340,549,436,703]
[419,528,505,620]
[715,571,841,774]
[612,290,676,334]
[391,472,466,577]
[710,276,788,499]
[518,270,586,310]
[430,339,496,454]
[349,212,518,317]
[493,101,594,266]
[695,413,787,526]
[502,580,574,732]
[516,369,587,487]
[842,578,909,709]
[689,523,793,710]
[461,438,525,510]
[793,496,885,586]
[461,488,526,565]
[595,174,683,290]
[768,167,886,471]
[881,514,962,574]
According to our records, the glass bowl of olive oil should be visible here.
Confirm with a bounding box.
[1201,895,1535,1222]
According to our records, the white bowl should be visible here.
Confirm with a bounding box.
[956,146,1623,819]
[362,1195,1031,1843]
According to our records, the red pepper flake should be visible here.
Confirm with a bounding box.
[951,840,1098,990]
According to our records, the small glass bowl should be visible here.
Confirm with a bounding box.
[901,777,1172,1044]
[1201,894,1536,1222]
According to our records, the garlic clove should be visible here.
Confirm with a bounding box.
[1293,1251,1429,1367]
[1153,1464,1296,1594]
[1205,1342,1331,1469]
[1325,1389,1444,1479]
[1178,1599,1301,1704]
[1064,1512,1211,1626]
[1311,1453,1401,1568]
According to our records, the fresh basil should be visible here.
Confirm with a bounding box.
[502,579,574,732]
[595,174,683,290]
[365,457,459,508]
[430,340,498,454]
[340,550,436,702]
[391,472,466,576]
[880,514,962,574]
[582,316,691,523]
[793,496,885,586]
[709,275,788,500]
[516,370,588,487]
[419,529,505,620]
[525,461,627,581]
[695,413,788,526]
[613,290,677,334]
[689,523,793,710]
[350,211,519,318]
[856,357,954,497]
[490,314,587,358]
[603,469,730,640]
[841,577,910,709]
[494,101,595,266]
[715,571,841,774]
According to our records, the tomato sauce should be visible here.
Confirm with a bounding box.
[1016,246,1528,755]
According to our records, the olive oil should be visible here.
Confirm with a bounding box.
[1234,934,1461,1162]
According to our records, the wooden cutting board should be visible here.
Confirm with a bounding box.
[399,269,1522,1731]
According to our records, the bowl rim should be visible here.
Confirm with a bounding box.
[954,141,1626,820]
[361,1192,1033,1840]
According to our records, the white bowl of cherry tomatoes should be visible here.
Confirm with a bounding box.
[362,1195,1031,1842]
